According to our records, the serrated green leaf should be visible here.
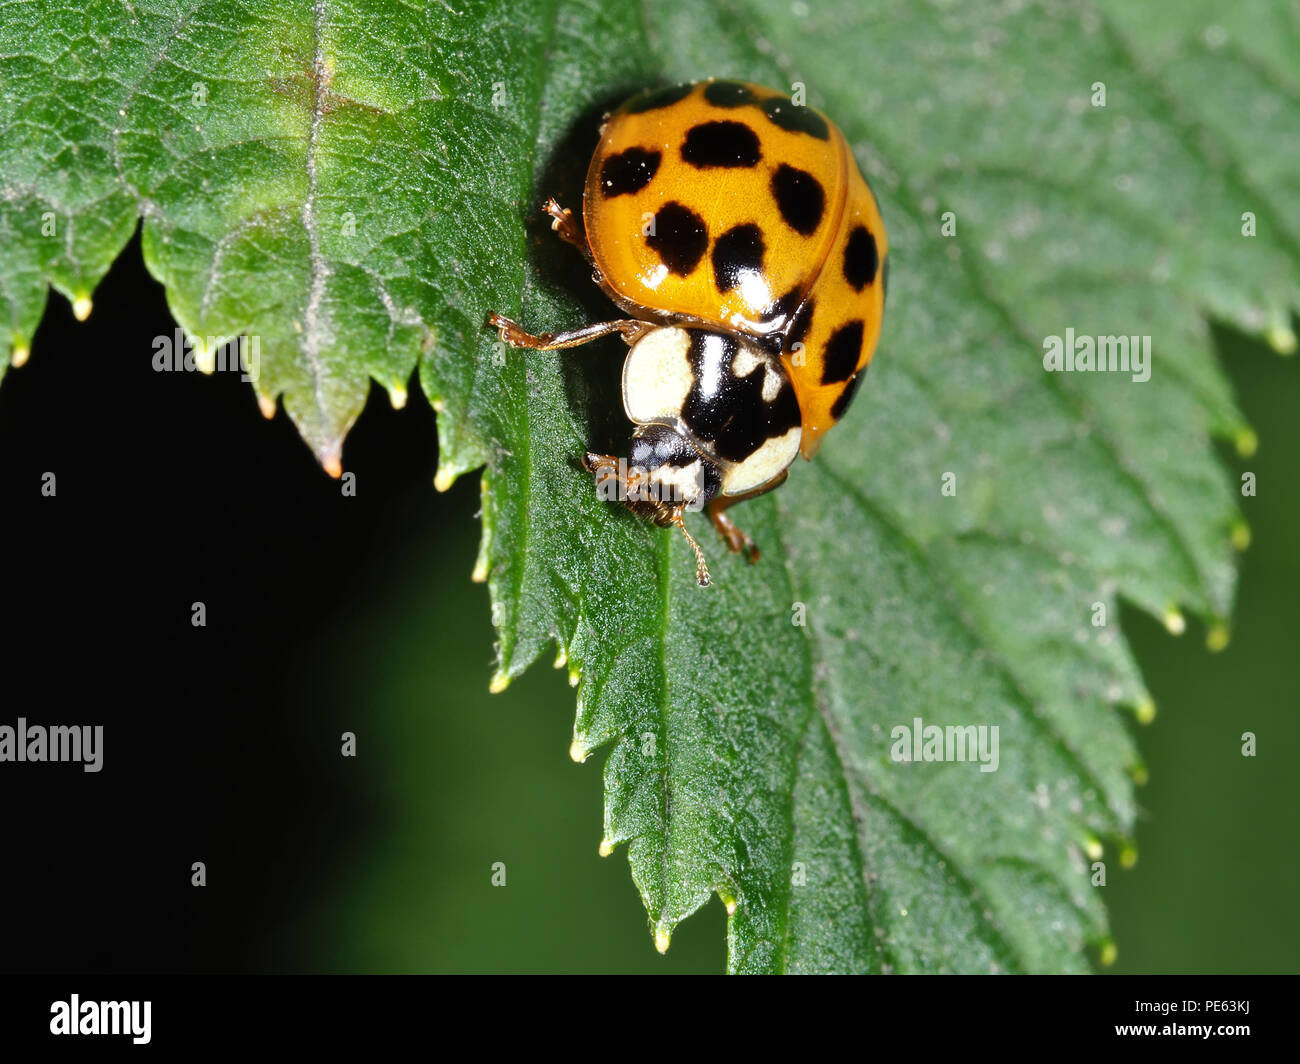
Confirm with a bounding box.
[3,0,1294,972]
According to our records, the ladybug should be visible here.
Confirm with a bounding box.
[488,79,888,586]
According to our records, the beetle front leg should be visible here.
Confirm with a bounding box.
[583,453,712,588]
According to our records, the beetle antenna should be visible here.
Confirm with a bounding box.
[672,509,711,587]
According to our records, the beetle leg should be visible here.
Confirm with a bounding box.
[582,451,622,483]
[706,470,789,563]
[542,197,593,261]
[672,508,712,587]
[487,313,654,350]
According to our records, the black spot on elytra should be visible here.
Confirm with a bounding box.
[762,99,830,140]
[759,286,802,329]
[843,225,879,290]
[599,147,661,198]
[830,370,865,420]
[683,331,801,462]
[821,320,864,384]
[771,164,825,236]
[681,120,762,168]
[646,202,709,275]
[703,81,757,108]
[624,83,694,113]
[711,224,766,293]
[786,298,815,351]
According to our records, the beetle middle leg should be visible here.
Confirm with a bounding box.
[707,470,789,562]
[487,313,654,350]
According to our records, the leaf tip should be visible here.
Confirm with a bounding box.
[653,924,672,955]
[193,337,216,374]
[598,838,615,858]
[11,344,29,368]
[1235,427,1258,458]
[1162,607,1186,636]
[1266,320,1296,356]
[719,892,738,915]
[388,382,408,410]
[1135,696,1157,726]
[569,738,590,763]
[257,393,278,420]
[470,556,488,583]
[1098,940,1118,968]
[1231,520,1251,552]
[489,672,510,694]
[434,467,456,493]
[1131,762,1149,786]
[71,295,92,322]
[1083,836,1103,861]
[1119,844,1138,869]
[553,645,567,669]
[322,454,343,479]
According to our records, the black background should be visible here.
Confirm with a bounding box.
[0,231,449,971]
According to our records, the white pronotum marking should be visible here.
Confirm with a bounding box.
[623,326,693,425]
[723,425,801,495]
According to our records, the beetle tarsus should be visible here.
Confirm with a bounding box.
[543,197,592,261]
[673,509,712,587]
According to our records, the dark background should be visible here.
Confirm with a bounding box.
[0,232,1295,974]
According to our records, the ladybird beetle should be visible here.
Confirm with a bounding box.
[488,79,888,586]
